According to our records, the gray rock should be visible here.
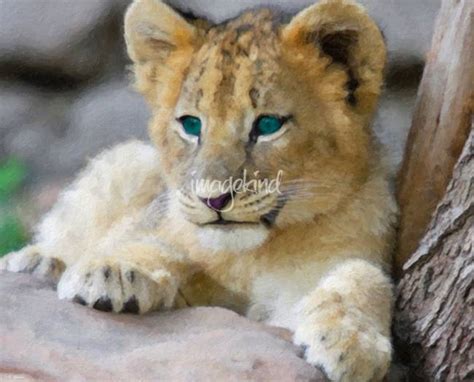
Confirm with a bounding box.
[374,87,418,174]
[51,80,150,174]
[0,0,116,80]
[0,82,71,180]
[2,80,149,179]
[0,84,39,132]
[0,272,326,381]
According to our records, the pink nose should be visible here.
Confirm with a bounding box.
[200,193,232,210]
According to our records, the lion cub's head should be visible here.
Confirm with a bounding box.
[125,0,386,253]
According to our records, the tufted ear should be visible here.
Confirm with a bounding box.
[281,0,386,116]
[124,0,202,104]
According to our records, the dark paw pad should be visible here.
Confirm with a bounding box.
[121,296,140,314]
[93,296,113,312]
[73,295,87,306]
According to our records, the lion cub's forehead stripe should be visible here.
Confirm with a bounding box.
[186,10,281,123]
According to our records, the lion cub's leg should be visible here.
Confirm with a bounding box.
[3,141,162,277]
[294,259,393,382]
[57,241,189,314]
[0,245,65,282]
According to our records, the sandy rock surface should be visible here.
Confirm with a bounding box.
[0,272,326,382]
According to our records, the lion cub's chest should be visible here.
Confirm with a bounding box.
[174,242,332,319]
[178,271,250,313]
[176,254,258,313]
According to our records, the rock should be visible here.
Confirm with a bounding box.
[0,272,326,381]
[363,0,440,68]
[0,84,41,138]
[0,82,69,163]
[374,87,418,174]
[51,80,150,174]
[2,80,149,179]
[0,82,72,180]
[0,0,116,80]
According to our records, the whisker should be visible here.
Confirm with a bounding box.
[282,178,346,187]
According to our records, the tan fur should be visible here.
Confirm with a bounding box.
[1,1,397,380]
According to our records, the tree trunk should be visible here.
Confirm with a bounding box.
[393,0,474,379]
[395,0,473,275]
[393,124,473,381]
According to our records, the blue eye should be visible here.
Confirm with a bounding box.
[179,115,201,137]
[253,115,289,139]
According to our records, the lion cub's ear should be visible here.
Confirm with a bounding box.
[281,0,386,116]
[124,0,201,103]
[125,0,197,64]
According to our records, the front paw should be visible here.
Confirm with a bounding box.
[0,245,65,282]
[57,259,178,314]
[294,293,391,382]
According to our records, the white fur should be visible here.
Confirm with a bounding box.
[196,225,269,253]
[34,140,162,265]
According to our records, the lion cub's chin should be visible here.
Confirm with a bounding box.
[196,225,269,254]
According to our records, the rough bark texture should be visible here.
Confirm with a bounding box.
[396,0,473,275]
[394,127,473,381]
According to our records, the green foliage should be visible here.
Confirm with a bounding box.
[0,214,28,255]
[0,157,29,256]
[0,158,27,199]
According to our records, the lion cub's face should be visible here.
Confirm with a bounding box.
[125,0,386,252]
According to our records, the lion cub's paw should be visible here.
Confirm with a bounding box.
[0,246,65,282]
[294,294,391,382]
[57,260,178,314]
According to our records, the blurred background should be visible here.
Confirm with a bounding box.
[0,0,440,255]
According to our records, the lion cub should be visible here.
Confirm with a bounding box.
[1,0,398,380]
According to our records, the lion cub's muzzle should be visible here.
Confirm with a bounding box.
[177,189,281,228]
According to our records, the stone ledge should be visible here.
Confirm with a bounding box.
[0,272,326,381]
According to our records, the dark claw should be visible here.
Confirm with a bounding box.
[121,296,140,314]
[47,260,57,272]
[126,270,135,283]
[25,257,42,273]
[297,344,308,359]
[93,296,113,312]
[314,363,330,379]
[103,266,111,279]
[73,295,87,306]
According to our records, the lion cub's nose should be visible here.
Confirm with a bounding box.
[200,193,232,211]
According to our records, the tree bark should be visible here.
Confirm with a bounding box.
[395,0,473,275]
[393,125,473,381]
[393,1,474,378]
